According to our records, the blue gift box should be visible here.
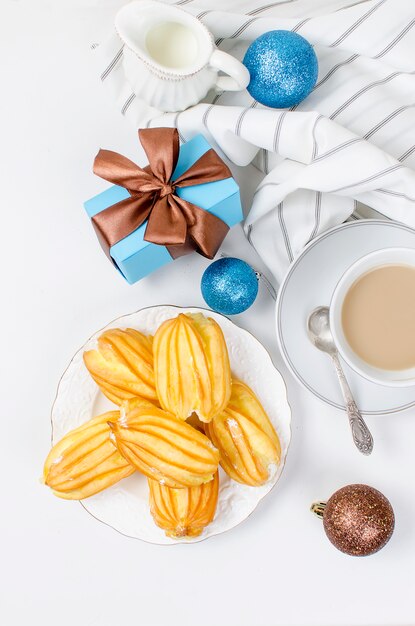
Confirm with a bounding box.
[84,135,243,284]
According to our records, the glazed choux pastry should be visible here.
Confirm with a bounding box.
[153,313,231,422]
[83,328,157,405]
[108,398,219,488]
[205,381,281,486]
[43,412,134,499]
[148,471,219,538]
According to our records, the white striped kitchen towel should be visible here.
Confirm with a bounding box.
[95,0,415,282]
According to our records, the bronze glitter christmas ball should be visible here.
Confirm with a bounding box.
[311,484,394,556]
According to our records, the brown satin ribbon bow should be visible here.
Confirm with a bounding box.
[92,128,231,261]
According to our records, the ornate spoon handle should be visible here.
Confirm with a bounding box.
[331,352,374,455]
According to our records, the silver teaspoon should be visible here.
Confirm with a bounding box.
[307,306,374,455]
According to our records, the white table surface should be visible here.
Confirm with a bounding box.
[2,2,414,625]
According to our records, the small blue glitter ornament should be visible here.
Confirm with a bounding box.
[201,257,259,315]
[243,30,318,108]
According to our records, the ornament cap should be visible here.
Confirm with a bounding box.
[311,501,326,519]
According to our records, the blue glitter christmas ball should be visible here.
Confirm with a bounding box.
[243,30,318,108]
[201,257,258,315]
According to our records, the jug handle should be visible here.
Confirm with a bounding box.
[209,50,250,92]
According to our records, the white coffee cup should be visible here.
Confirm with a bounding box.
[330,247,415,387]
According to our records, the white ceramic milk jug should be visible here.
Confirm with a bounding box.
[115,0,250,113]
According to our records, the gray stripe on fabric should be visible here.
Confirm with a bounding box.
[364,104,415,139]
[202,105,214,131]
[197,11,212,19]
[211,93,223,105]
[216,0,299,46]
[278,203,294,262]
[235,103,256,137]
[101,46,124,81]
[374,17,415,59]
[376,188,415,202]
[314,54,359,90]
[311,115,323,160]
[247,0,297,16]
[329,71,415,120]
[121,92,136,115]
[312,137,363,162]
[259,117,362,169]
[330,164,403,193]
[329,0,387,47]
[335,0,373,11]
[399,144,415,162]
[306,192,322,243]
[273,111,287,153]
[149,111,185,141]
[172,111,186,143]
[216,18,258,46]
[246,224,257,252]
[246,224,263,261]
[292,18,311,32]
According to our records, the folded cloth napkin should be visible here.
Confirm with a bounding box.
[95,0,415,283]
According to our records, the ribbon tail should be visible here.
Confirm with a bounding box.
[166,239,198,260]
[174,197,229,259]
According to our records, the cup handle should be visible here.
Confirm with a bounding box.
[209,49,250,92]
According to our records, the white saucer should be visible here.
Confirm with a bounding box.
[276,220,415,415]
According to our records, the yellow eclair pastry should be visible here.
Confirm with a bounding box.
[148,471,219,538]
[83,328,157,405]
[205,381,281,486]
[43,412,135,500]
[108,398,219,488]
[153,313,231,422]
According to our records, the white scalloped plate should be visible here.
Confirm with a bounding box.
[50,306,292,544]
